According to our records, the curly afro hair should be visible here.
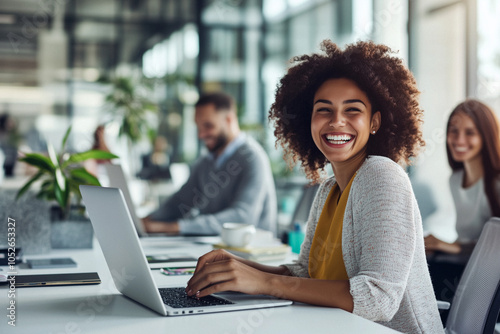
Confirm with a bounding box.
[269,40,425,183]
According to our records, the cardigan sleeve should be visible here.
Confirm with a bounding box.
[347,158,417,322]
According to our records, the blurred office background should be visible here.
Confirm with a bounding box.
[1,0,500,240]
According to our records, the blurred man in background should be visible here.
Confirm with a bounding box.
[143,92,277,236]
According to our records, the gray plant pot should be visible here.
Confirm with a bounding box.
[50,206,94,249]
[0,190,51,255]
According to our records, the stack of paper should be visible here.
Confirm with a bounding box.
[213,241,291,262]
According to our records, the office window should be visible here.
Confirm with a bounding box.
[477,0,500,112]
[207,28,243,63]
[289,12,313,57]
[314,1,336,46]
[75,0,117,18]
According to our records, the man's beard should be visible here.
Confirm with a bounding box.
[207,132,229,153]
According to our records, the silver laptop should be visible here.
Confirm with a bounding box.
[103,163,219,242]
[80,185,293,316]
[103,163,147,236]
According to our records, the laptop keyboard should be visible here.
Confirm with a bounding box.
[159,287,234,308]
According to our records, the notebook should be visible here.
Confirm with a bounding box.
[80,185,293,316]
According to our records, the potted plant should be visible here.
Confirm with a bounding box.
[16,126,118,248]
[100,75,158,175]
[103,76,158,143]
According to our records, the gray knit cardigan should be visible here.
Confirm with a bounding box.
[284,156,444,334]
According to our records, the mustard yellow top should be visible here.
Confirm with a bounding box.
[308,173,356,280]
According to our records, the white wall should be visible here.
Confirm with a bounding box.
[412,0,467,241]
[364,0,467,241]
[371,0,408,61]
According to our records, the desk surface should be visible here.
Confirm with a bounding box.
[0,238,400,334]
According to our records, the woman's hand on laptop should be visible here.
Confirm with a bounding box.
[142,217,180,234]
[185,249,270,298]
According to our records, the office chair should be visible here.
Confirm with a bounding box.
[278,183,319,244]
[439,217,500,334]
[290,184,320,225]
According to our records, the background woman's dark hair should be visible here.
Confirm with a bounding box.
[269,40,424,182]
[446,99,500,216]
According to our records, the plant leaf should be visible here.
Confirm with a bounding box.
[54,179,69,216]
[15,171,45,200]
[47,142,60,168]
[18,153,55,172]
[63,150,118,166]
[143,102,158,112]
[54,180,66,210]
[61,126,72,153]
[67,181,83,200]
[70,167,101,186]
[39,180,56,201]
[54,166,66,192]
[47,142,67,192]
[46,140,66,192]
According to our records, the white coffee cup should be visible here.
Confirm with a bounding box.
[221,223,256,248]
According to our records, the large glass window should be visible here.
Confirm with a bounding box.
[477,0,500,113]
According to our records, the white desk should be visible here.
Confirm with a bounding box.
[0,238,400,334]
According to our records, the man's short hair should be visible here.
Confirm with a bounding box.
[195,92,235,112]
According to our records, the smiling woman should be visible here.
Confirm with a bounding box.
[270,41,424,184]
[425,99,500,311]
[310,78,380,189]
[186,40,443,334]
[426,99,500,252]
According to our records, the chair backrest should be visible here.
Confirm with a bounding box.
[445,217,500,334]
[290,184,320,225]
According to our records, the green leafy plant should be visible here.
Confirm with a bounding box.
[103,76,158,143]
[16,126,118,219]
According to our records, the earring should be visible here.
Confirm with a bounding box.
[372,131,376,134]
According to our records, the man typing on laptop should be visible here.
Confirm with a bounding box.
[142,92,277,236]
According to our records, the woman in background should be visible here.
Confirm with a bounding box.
[186,40,443,334]
[85,124,113,176]
[425,99,500,306]
[425,99,500,254]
